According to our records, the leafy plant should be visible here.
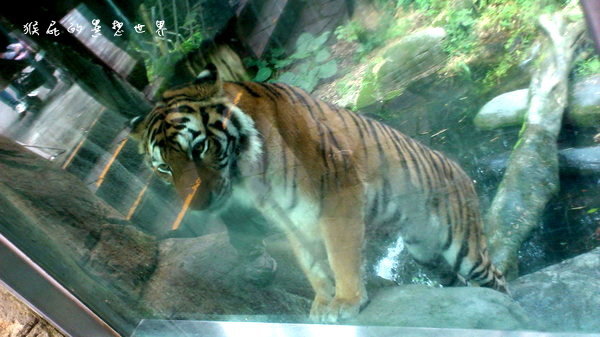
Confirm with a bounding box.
[244,48,291,82]
[131,0,208,82]
[444,8,477,56]
[396,0,444,13]
[245,32,338,92]
[575,55,600,77]
[334,21,364,43]
[244,32,337,92]
[277,31,338,92]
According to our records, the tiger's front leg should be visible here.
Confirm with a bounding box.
[312,188,368,323]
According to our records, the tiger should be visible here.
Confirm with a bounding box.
[129,63,508,323]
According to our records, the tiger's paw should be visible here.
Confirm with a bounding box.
[310,296,362,323]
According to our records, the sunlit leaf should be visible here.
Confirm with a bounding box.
[315,50,330,63]
[317,60,337,78]
[253,67,272,82]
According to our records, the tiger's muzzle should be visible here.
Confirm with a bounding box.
[173,160,231,211]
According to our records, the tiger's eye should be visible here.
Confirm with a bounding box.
[156,163,172,175]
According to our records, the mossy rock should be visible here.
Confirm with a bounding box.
[355,27,447,109]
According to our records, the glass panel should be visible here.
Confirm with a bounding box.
[0,0,598,336]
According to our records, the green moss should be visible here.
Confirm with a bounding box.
[355,67,379,110]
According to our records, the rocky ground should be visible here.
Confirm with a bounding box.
[0,285,65,337]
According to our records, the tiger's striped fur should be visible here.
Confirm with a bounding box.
[130,64,507,323]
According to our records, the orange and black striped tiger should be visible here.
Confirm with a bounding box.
[129,63,507,323]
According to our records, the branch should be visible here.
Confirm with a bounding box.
[484,9,585,278]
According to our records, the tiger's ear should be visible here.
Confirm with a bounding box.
[128,115,147,143]
[194,63,219,85]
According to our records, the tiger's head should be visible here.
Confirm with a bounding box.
[130,64,261,211]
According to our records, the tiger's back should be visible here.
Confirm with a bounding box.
[130,66,507,323]
[225,83,502,288]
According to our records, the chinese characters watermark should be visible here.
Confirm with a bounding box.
[46,21,60,36]
[91,19,102,37]
[23,21,39,35]
[134,24,146,34]
[22,20,170,38]
[67,23,84,35]
[112,20,124,37]
[155,20,166,37]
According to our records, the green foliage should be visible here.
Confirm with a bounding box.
[575,55,600,76]
[180,32,204,54]
[244,47,290,82]
[443,8,477,56]
[395,0,571,93]
[132,0,206,82]
[334,21,363,43]
[277,32,338,92]
[476,0,569,90]
[396,0,445,13]
[246,32,338,92]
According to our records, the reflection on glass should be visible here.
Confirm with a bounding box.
[0,0,598,336]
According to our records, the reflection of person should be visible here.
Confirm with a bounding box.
[0,36,58,114]
[0,88,26,113]
[1,41,31,60]
[0,41,31,113]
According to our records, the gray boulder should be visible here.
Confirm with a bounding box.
[474,89,529,129]
[568,75,600,127]
[354,285,532,330]
[481,146,600,176]
[476,75,600,130]
[559,146,600,175]
[511,247,600,333]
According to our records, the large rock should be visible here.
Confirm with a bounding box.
[481,146,600,176]
[475,75,600,130]
[354,285,531,330]
[86,224,158,298]
[510,247,600,333]
[141,233,311,320]
[355,27,447,109]
[474,89,529,129]
[559,146,600,175]
[568,75,600,127]
[0,136,157,332]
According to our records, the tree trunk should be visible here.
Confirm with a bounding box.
[485,9,585,278]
